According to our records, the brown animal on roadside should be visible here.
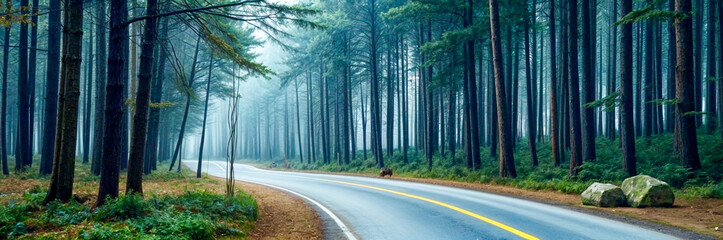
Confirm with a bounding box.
[379,168,393,178]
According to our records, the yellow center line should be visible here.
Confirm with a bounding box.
[315,178,540,240]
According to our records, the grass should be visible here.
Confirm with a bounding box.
[265,132,723,199]
[0,160,258,239]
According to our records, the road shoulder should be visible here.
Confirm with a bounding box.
[255,165,721,239]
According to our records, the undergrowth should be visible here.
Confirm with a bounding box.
[0,188,258,239]
[270,133,723,198]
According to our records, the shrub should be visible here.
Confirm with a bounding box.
[94,194,151,221]
[37,200,91,227]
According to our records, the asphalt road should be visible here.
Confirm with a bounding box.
[182,160,684,240]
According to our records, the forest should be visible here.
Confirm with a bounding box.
[0,0,722,238]
[234,0,722,196]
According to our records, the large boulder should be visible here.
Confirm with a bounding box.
[581,182,627,207]
[621,175,675,208]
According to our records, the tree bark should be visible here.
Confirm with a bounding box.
[524,4,538,166]
[126,0,159,194]
[581,0,596,161]
[44,0,83,203]
[82,26,93,164]
[168,36,201,171]
[465,0,481,170]
[195,56,213,178]
[568,0,584,176]
[145,17,168,174]
[618,0,637,177]
[489,0,516,178]
[1,9,9,175]
[16,0,30,171]
[674,0,702,171]
[705,0,716,131]
[91,0,107,175]
[97,0,128,207]
[549,0,560,167]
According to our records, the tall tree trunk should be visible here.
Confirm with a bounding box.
[694,0,703,126]
[91,0,107,175]
[621,0,637,176]
[369,0,384,168]
[549,0,560,167]
[82,26,93,164]
[168,36,201,170]
[386,37,394,157]
[608,0,618,139]
[44,0,83,203]
[674,0,702,171]
[195,56,213,178]
[705,0,716,131]
[489,0,516,178]
[644,12,654,137]
[465,0,481,170]
[295,78,304,163]
[97,0,128,207]
[1,10,9,175]
[145,17,168,174]
[308,70,316,162]
[524,4,538,166]
[320,62,330,164]
[568,0,584,176]
[126,0,159,194]
[719,0,723,140]
[581,0,596,161]
[668,0,677,134]
[342,35,351,165]
[16,0,30,171]
[28,0,38,163]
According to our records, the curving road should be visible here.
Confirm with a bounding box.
[183,160,686,240]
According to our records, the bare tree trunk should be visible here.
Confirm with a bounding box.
[97,0,128,207]
[145,17,168,174]
[524,4,538,166]
[44,0,83,203]
[126,0,159,194]
[1,7,9,175]
[168,36,201,170]
[719,0,723,139]
[489,0,516,178]
[705,0,716,131]
[295,78,304,163]
[82,27,93,164]
[674,0,702,171]
[91,0,107,175]
[549,0,560,167]
[620,0,637,176]
[195,56,212,178]
[568,0,584,176]
[581,0,596,161]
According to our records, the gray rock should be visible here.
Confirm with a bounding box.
[621,175,675,208]
[581,182,627,207]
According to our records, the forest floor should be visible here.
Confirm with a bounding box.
[0,161,322,239]
[255,165,723,239]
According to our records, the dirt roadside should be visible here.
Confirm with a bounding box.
[254,165,722,239]
[235,180,323,240]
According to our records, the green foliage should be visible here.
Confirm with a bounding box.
[0,202,32,237]
[683,111,708,117]
[94,194,151,221]
[648,98,679,106]
[282,133,722,199]
[37,200,91,227]
[615,0,683,25]
[158,191,259,222]
[3,187,258,238]
[584,92,619,112]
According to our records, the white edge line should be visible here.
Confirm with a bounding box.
[208,161,358,240]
